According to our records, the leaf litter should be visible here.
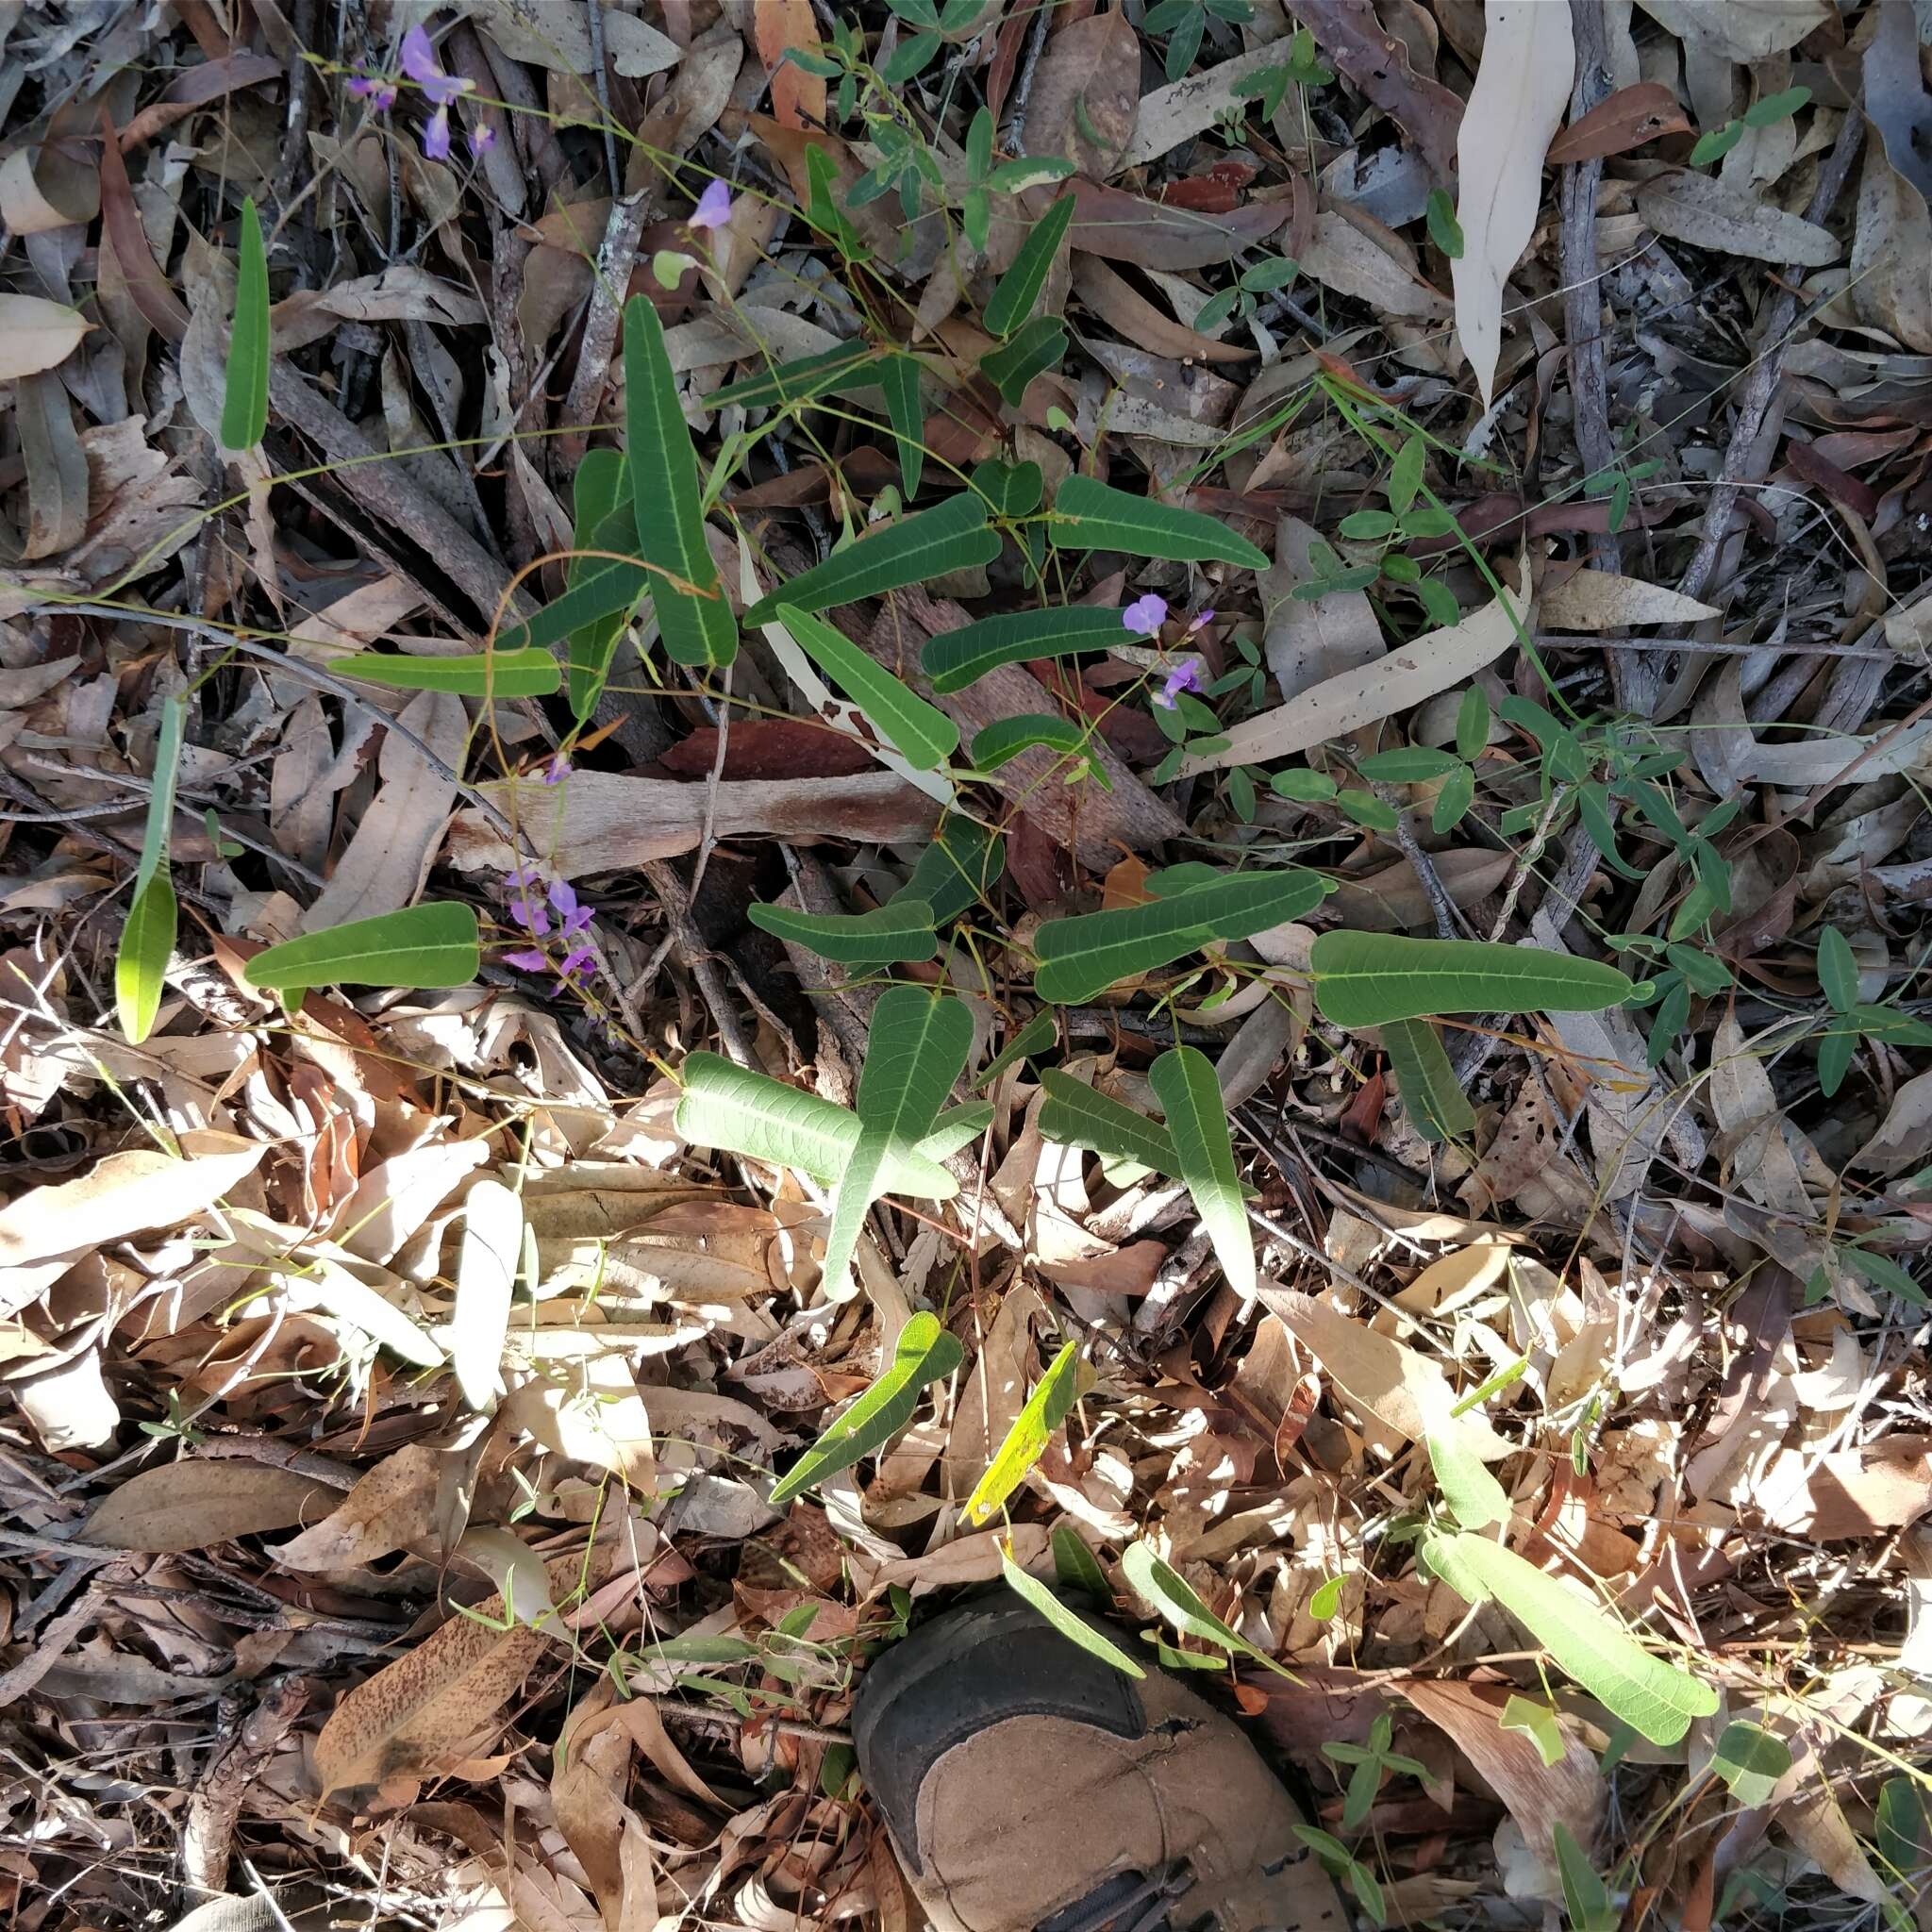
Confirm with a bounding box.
[2,2,1931,1929]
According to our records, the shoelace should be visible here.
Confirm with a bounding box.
[1039,1860,1196,1932]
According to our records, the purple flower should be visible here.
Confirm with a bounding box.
[689,180,735,232]
[400,24,471,108]
[347,74,398,110]
[541,752,570,785]
[502,947,549,974]
[508,887,550,937]
[557,941,597,987]
[548,878,592,942]
[505,864,543,891]
[1123,593,1169,635]
[423,104,452,160]
[1186,608,1216,635]
[1156,656,1207,709]
[469,125,497,158]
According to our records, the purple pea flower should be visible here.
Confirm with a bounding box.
[400,25,471,108]
[1185,608,1216,635]
[1123,592,1169,635]
[557,941,597,987]
[689,180,735,231]
[347,74,398,110]
[547,878,593,943]
[469,124,497,158]
[1156,656,1207,709]
[541,752,571,785]
[423,106,452,160]
[502,946,549,973]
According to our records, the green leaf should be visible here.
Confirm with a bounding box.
[1308,1574,1345,1620]
[881,30,940,81]
[1454,685,1490,759]
[1431,763,1474,834]
[1388,433,1424,514]
[708,340,886,410]
[1499,1695,1567,1768]
[978,1008,1058,1089]
[923,605,1125,694]
[743,494,998,626]
[1271,769,1338,803]
[1424,1532,1719,1744]
[1711,1720,1791,1807]
[1121,1541,1292,1676]
[986,156,1077,193]
[966,106,993,182]
[1002,1546,1145,1676]
[971,458,1043,517]
[981,315,1067,406]
[1743,83,1810,128]
[1308,932,1633,1027]
[1840,1245,1927,1307]
[1339,508,1397,540]
[624,294,737,668]
[1357,747,1461,783]
[970,713,1104,782]
[775,604,960,769]
[1149,1046,1253,1303]
[1425,1419,1508,1528]
[747,897,939,965]
[221,195,270,450]
[1040,1069,1177,1176]
[1817,1024,1856,1098]
[500,525,647,658]
[1690,121,1745,165]
[130,693,186,903]
[770,1310,963,1504]
[674,1051,963,1196]
[1552,1823,1618,1932]
[1382,1017,1475,1143]
[563,448,630,720]
[896,814,1005,924]
[1035,870,1332,1005]
[965,1339,1091,1524]
[1338,789,1397,831]
[984,193,1076,337]
[116,873,178,1046]
[1876,1777,1927,1878]
[1049,475,1270,569]
[243,902,480,992]
[1052,1523,1112,1601]
[1424,186,1464,258]
[877,353,925,497]
[1817,924,1858,1013]
[822,988,975,1295]
[334,649,561,698]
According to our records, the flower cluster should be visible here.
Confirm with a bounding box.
[1120,595,1215,708]
[348,23,492,162]
[502,868,596,991]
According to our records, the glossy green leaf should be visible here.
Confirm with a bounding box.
[747,896,939,964]
[1817,924,1858,1014]
[1357,747,1461,783]
[243,901,481,991]
[1424,1532,1719,1744]
[877,353,925,497]
[564,448,629,720]
[1039,1069,1177,1176]
[1553,1823,1618,1932]
[822,988,975,1296]
[970,713,1106,782]
[1309,931,1633,1026]
[1003,1546,1144,1676]
[978,1008,1058,1089]
[1425,1420,1509,1528]
[774,604,960,769]
[897,814,1005,924]
[1743,83,1810,128]
[1840,1245,1927,1306]
[334,649,561,697]
[981,315,1067,406]
[1711,1720,1791,1807]
[971,458,1043,517]
[116,872,177,1046]
[1382,1017,1474,1143]
[1034,870,1331,1005]
[708,339,886,409]
[499,515,646,657]
[743,494,998,626]
[1049,475,1269,568]
[1388,433,1424,513]
[221,195,270,450]
[1122,1541,1292,1676]
[965,1339,1091,1524]
[924,605,1125,694]
[674,1051,962,1196]
[770,1310,963,1504]
[625,293,737,667]
[983,193,1075,337]
[1149,1046,1253,1304]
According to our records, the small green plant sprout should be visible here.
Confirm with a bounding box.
[1690,84,1810,167]
[1424,187,1463,259]
[1578,452,1664,533]
[1291,1825,1385,1925]
[1808,922,1932,1101]
[960,106,1076,254]
[1231,26,1334,123]
[1322,1711,1432,1831]
[1194,253,1299,334]
[1293,438,1462,628]
[1142,0,1254,82]
[138,1388,206,1446]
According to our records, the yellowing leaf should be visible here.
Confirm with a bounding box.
[0,292,91,378]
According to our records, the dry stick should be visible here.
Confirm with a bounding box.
[641,857,758,1067]
[1374,781,1466,939]
[555,191,650,472]
[1676,103,1866,610]
[1000,0,1054,151]
[585,0,625,197]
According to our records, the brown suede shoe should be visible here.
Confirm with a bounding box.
[852,1596,1350,1932]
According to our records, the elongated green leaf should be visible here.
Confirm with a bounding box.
[822,989,975,1296]
[877,352,925,498]
[1309,931,1633,1027]
[775,604,959,769]
[131,695,187,901]
[1035,870,1331,1005]
[743,494,998,626]
[1149,1046,1253,1304]
[501,544,646,657]
[1381,1016,1475,1142]
[1711,1720,1791,1807]
[983,193,1075,337]
[1002,1548,1144,1677]
[769,1310,963,1504]
[1499,1694,1567,1768]
[1425,1532,1718,1744]
[334,649,561,698]
[564,448,629,720]
[625,293,736,667]
[979,1009,1058,1090]
[1039,1069,1177,1174]
[221,195,270,450]
[1552,1824,1618,1932]
[115,873,177,1046]
[1121,1541,1292,1676]
[980,315,1067,407]
[971,713,1104,781]
[1049,475,1269,569]
[674,1051,962,1196]
[895,814,1005,924]
[1425,1423,1509,1530]
[1053,1523,1112,1601]
[965,1340,1091,1524]
[1817,924,1858,1013]
[922,1100,994,1163]
[708,340,888,409]
[747,897,939,965]
[243,902,481,991]
[924,605,1126,694]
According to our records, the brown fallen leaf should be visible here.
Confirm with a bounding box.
[1073,258,1256,364]
[1068,181,1290,270]
[1752,1435,1932,1539]
[83,1459,341,1553]
[1021,9,1141,179]
[753,0,825,134]
[1545,82,1690,165]
[1637,172,1840,268]
[275,1441,442,1571]
[1290,0,1464,183]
